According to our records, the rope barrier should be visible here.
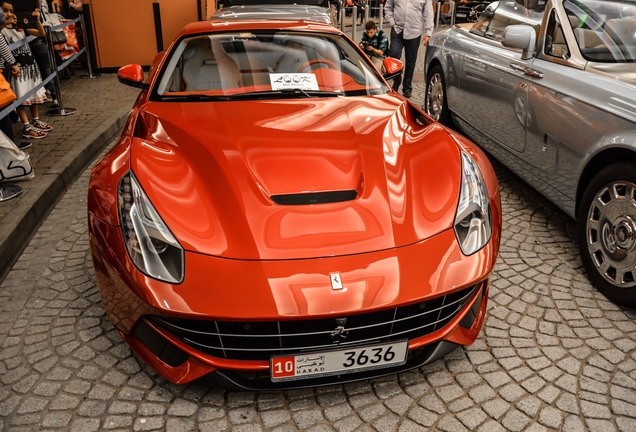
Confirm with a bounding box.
[1,16,87,120]
[0,46,85,121]
[49,16,81,33]
[4,17,81,51]
[7,34,36,51]
[55,46,85,73]
[0,15,91,201]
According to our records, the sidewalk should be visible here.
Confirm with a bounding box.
[0,72,139,281]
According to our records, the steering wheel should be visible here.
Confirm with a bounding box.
[297,59,337,73]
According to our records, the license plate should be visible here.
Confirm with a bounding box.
[271,340,408,382]
[456,13,467,18]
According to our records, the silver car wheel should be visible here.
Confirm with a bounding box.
[426,72,444,121]
[585,180,636,288]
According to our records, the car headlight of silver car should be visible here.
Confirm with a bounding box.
[454,152,492,256]
[118,171,184,283]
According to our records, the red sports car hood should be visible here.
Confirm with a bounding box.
[130,95,461,260]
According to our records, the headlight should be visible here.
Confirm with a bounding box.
[118,171,184,283]
[454,152,492,255]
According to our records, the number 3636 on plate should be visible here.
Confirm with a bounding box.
[270,340,409,382]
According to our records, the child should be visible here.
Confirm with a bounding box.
[1,1,52,139]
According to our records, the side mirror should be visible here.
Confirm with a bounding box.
[501,25,536,60]
[382,57,404,81]
[118,64,150,90]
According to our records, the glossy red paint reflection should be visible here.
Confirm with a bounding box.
[129,96,461,259]
[118,64,144,84]
[382,57,404,76]
[88,19,502,386]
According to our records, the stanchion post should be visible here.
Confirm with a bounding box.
[450,1,456,27]
[339,8,345,32]
[435,1,441,29]
[79,12,100,79]
[352,6,358,42]
[44,26,76,117]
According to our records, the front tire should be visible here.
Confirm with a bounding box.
[425,65,452,125]
[577,162,636,308]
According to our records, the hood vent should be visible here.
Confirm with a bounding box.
[271,190,357,205]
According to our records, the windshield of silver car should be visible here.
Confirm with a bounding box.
[565,0,636,62]
[470,0,544,42]
[154,31,389,100]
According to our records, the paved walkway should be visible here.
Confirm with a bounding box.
[0,71,139,281]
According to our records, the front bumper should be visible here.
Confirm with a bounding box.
[89,214,495,387]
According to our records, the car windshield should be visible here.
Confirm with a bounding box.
[154,30,389,101]
[564,0,636,62]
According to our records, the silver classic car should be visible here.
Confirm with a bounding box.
[424,0,636,307]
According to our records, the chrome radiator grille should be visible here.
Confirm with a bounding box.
[148,283,481,361]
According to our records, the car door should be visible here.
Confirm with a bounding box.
[520,2,636,214]
[453,1,544,154]
[522,7,580,184]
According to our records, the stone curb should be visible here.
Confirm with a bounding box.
[0,107,130,281]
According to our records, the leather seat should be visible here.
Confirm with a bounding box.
[182,38,223,91]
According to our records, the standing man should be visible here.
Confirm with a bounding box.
[384,0,434,98]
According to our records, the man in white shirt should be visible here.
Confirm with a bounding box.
[384,0,434,98]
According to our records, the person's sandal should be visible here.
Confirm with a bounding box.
[23,125,47,139]
[32,119,53,131]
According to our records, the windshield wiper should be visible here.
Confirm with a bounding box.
[228,89,343,100]
[160,94,231,102]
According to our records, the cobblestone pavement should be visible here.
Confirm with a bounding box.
[1,125,635,431]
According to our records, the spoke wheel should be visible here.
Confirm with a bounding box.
[577,163,636,307]
[425,65,451,125]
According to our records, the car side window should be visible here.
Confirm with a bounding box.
[470,0,544,43]
[564,0,636,63]
[470,2,498,37]
[544,9,570,59]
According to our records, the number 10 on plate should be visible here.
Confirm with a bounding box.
[271,340,408,382]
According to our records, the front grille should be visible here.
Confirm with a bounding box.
[147,283,481,361]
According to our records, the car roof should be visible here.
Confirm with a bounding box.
[220,0,329,6]
[179,19,339,37]
[211,5,333,25]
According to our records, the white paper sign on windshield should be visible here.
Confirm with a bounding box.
[270,73,319,91]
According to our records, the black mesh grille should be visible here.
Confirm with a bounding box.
[271,190,357,205]
[147,283,481,361]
